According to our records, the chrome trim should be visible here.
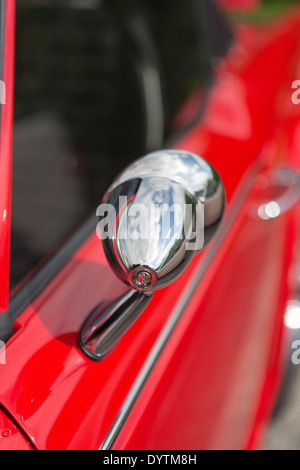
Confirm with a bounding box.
[284,245,300,330]
[257,169,300,221]
[79,289,152,361]
[98,161,262,450]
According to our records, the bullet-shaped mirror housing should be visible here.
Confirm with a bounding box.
[99,150,225,291]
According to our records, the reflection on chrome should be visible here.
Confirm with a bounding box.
[284,301,300,330]
[79,289,152,360]
[257,169,300,221]
[258,201,281,220]
[102,150,225,292]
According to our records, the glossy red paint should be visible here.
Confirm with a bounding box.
[112,197,297,450]
[0,407,33,450]
[0,0,14,314]
[0,7,299,450]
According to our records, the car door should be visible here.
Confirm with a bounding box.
[0,0,300,451]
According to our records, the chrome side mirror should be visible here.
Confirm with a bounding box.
[101,150,225,290]
[79,150,225,360]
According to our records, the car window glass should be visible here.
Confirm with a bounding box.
[10,0,217,290]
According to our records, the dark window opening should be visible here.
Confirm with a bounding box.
[10,0,229,291]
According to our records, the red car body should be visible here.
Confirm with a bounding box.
[0,0,300,450]
[217,0,261,11]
